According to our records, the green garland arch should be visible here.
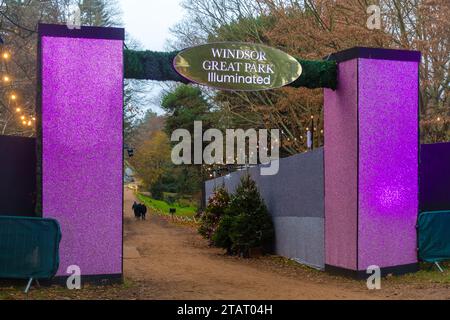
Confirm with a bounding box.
[124,50,337,90]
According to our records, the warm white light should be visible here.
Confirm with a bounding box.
[16,108,21,113]
[3,76,10,82]
[10,94,17,100]
[3,52,10,60]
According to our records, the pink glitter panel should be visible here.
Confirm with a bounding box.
[358,59,419,270]
[324,59,358,270]
[41,36,123,277]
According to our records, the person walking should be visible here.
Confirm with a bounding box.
[140,203,148,220]
[132,201,141,220]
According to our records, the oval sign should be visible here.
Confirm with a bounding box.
[173,42,302,91]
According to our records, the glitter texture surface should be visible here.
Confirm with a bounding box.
[41,36,123,276]
[358,58,419,270]
[325,55,419,272]
[324,59,358,270]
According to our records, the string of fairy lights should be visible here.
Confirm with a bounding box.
[204,116,325,179]
[1,48,36,128]
[422,116,450,126]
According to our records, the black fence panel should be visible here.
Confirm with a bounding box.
[420,143,450,212]
[0,135,37,217]
[0,216,61,280]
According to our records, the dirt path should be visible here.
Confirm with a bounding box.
[0,190,450,300]
[1,188,447,300]
[123,188,378,300]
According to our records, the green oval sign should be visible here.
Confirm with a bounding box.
[173,42,302,91]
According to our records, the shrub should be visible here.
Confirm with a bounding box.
[150,183,164,200]
[198,187,230,244]
[213,174,274,257]
[212,215,235,254]
[177,198,191,208]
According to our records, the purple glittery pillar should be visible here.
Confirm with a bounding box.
[324,47,421,276]
[38,24,125,280]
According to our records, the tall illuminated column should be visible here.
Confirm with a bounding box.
[38,24,124,281]
[324,47,421,276]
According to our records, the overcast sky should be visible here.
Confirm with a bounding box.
[118,0,185,115]
[118,0,184,51]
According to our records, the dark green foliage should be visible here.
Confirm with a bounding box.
[212,215,235,255]
[150,182,164,200]
[124,50,337,89]
[228,212,273,256]
[213,175,274,256]
[161,84,213,135]
[150,166,201,200]
[292,59,338,90]
[124,50,189,83]
[161,85,207,112]
[161,85,215,199]
[198,187,230,244]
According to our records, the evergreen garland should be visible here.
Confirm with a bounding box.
[124,50,337,89]
[124,50,189,83]
[292,59,337,90]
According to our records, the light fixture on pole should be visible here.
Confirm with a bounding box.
[309,116,315,151]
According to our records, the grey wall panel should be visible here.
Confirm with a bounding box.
[274,217,325,269]
[205,148,325,269]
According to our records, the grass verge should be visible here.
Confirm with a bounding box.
[137,193,197,218]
